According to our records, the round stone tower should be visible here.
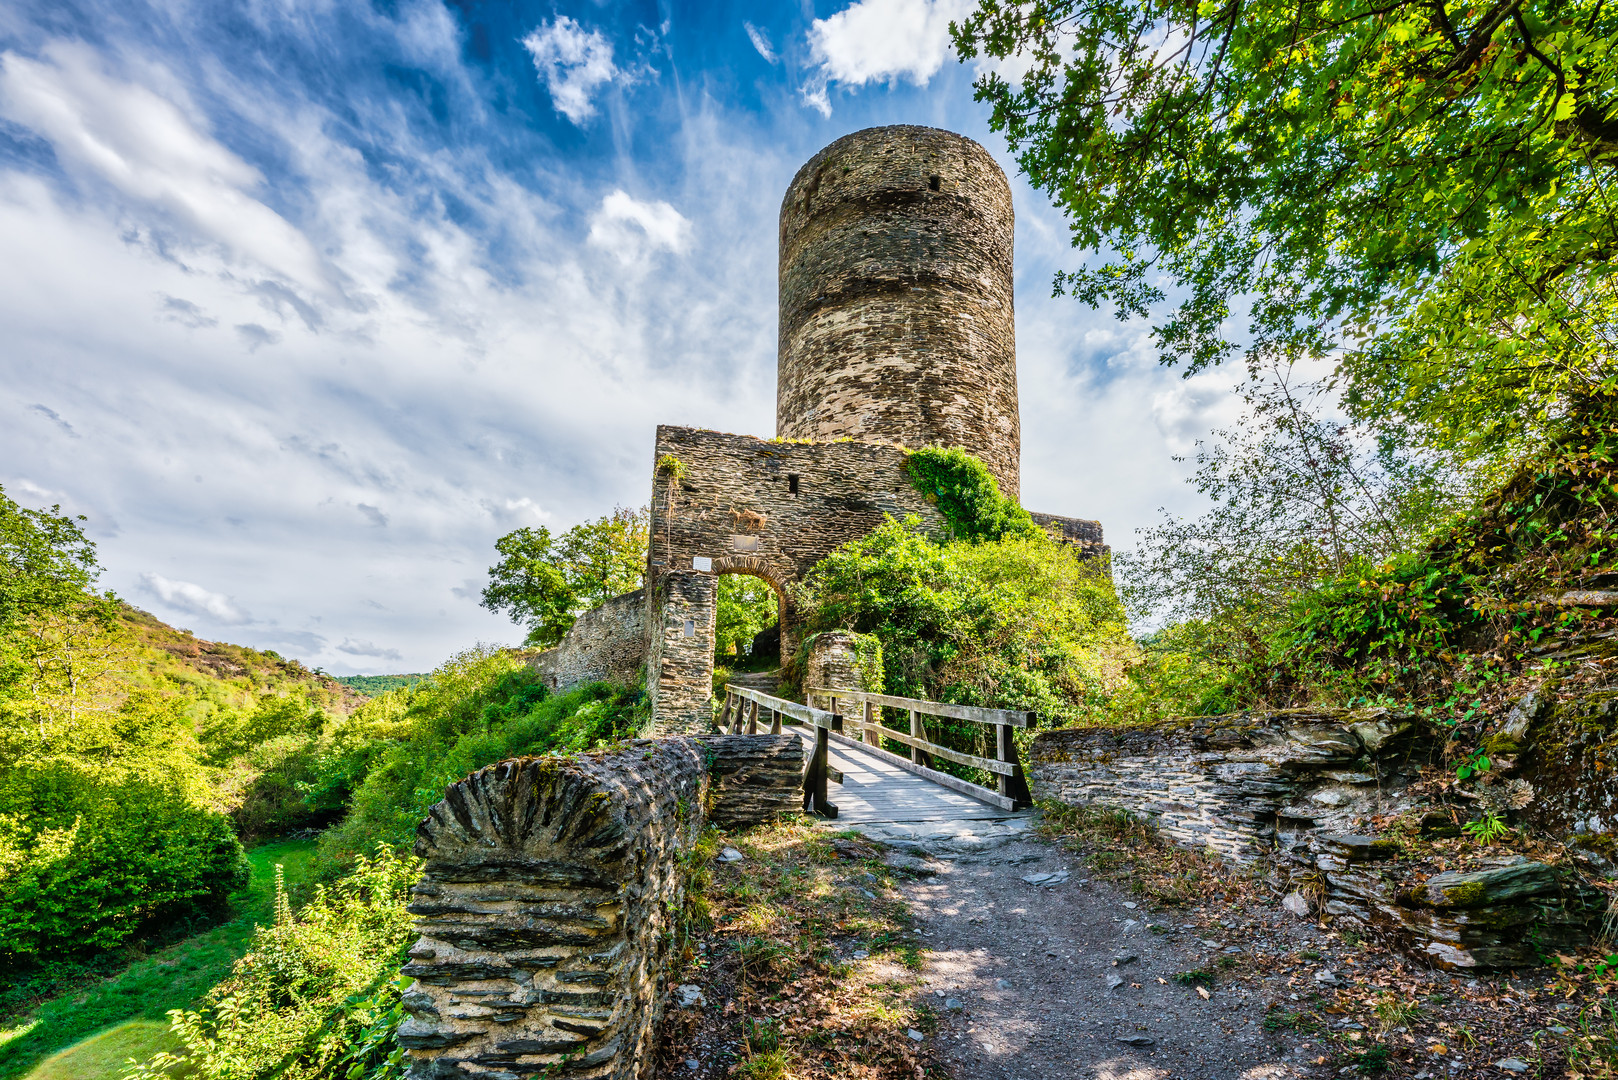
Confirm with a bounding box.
[777,125,1020,498]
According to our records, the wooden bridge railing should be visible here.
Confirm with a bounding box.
[806,688,1033,812]
[719,684,840,818]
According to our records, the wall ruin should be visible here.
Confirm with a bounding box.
[401,735,801,1080]
[529,589,647,692]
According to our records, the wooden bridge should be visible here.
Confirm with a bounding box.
[717,684,1033,827]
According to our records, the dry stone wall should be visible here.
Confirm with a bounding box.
[401,735,800,1080]
[1030,709,1426,863]
[529,589,647,693]
[1031,711,1600,969]
[777,125,1020,498]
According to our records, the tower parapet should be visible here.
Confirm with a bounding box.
[776,125,1021,498]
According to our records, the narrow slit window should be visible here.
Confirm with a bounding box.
[928,174,941,192]
[788,474,799,494]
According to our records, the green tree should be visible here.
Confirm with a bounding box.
[953,0,1618,463]
[715,575,778,658]
[480,506,649,647]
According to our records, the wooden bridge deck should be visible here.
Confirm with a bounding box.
[782,722,1020,825]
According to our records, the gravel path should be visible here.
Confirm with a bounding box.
[890,832,1322,1080]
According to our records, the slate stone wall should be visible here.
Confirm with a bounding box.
[1030,512,1108,560]
[777,125,1020,499]
[1028,709,1427,863]
[402,735,801,1079]
[528,589,648,692]
[647,571,717,735]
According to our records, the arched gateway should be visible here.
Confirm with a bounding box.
[527,126,1105,733]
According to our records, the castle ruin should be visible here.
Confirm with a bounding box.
[531,125,1103,732]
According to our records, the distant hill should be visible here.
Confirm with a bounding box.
[118,603,367,713]
[334,673,428,696]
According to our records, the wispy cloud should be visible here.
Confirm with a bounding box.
[139,571,251,624]
[336,637,403,662]
[744,23,777,63]
[521,16,617,124]
[28,404,77,437]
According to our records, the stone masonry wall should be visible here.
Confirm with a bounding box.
[777,125,1020,499]
[528,589,647,693]
[401,735,801,1079]
[647,570,716,735]
[402,742,705,1080]
[1029,709,1426,863]
[1031,712,1601,969]
[1030,512,1107,559]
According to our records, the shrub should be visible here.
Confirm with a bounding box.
[904,447,1039,543]
[315,647,647,863]
[125,849,417,1080]
[0,774,247,962]
[791,517,1131,726]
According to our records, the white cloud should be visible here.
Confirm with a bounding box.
[744,23,777,63]
[802,0,971,115]
[0,43,326,288]
[336,638,403,662]
[521,16,617,125]
[586,190,691,264]
[139,571,252,624]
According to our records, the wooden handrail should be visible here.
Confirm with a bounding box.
[727,684,836,728]
[719,684,840,819]
[805,686,1033,811]
[806,688,1032,728]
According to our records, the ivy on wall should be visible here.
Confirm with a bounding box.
[904,447,1040,543]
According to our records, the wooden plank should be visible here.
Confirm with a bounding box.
[822,729,1017,812]
[849,722,1015,775]
[805,688,1032,728]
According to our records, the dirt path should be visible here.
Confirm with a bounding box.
[891,832,1321,1080]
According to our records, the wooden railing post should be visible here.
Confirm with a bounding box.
[863,700,874,744]
[910,708,932,769]
[995,723,1032,807]
[770,709,781,735]
[801,719,839,818]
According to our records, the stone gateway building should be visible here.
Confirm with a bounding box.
[529,125,1103,733]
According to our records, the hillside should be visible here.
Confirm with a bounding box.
[116,603,365,714]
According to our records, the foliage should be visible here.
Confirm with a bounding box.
[0,485,112,638]
[1115,370,1478,708]
[953,0,1618,464]
[333,674,426,696]
[904,447,1039,543]
[315,647,647,862]
[1462,810,1513,844]
[480,506,649,647]
[0,776,248,963]
[0,839,319,1080]
[792,517,1130,724]
[123,848,417,1080]
[716,575,778,659]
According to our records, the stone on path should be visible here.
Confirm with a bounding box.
[1495,1059,1529,1073]
[1116,1035,1155,1047]
[718,847,744,863]
[1021,869,1070,887]
[907,1029,925,1041]
[1105,973,1124,990]
[1281,891,1312,917]
[676,985,706,1007]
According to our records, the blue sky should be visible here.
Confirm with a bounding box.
[0,0,1241,673]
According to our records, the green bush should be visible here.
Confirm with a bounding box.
[0,774,247,962]
[791,517,1130,724]
[125,849,417,1080]
[315,647,647,863]
[904,447,1040,543]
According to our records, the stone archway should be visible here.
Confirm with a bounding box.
[707,555,797,665]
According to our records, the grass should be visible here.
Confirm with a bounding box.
[0,838,319,1080]
[659,819,934,1080]
[1035,801,1229,907]
[21,1022,189,1080]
